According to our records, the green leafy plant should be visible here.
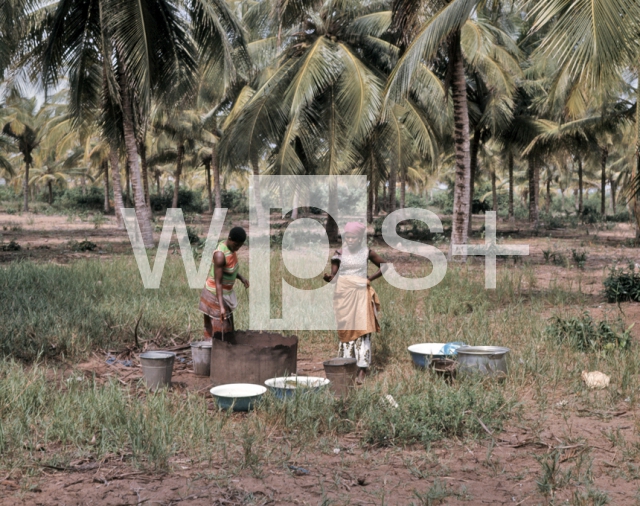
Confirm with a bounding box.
[69,239,97,252]
[604,264,640,303]
[1,240,21,251]
[571,249,587,269]
[545,311,632,353]
[186,225,200,244]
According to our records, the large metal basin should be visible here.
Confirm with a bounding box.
[455,346,510,378]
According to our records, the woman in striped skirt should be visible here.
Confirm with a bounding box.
[199,227,249,340]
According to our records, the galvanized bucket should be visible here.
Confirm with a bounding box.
[190,341,212,376]
[140,351,175,390]
[323,358,357,396]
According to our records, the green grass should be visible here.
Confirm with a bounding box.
[1,253,639,481]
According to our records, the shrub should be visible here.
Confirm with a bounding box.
[604,264,640,303]
[1,240,21,251]
[580,203,602,224]
[57,187,105,211]
[571,249,587,269]
[545,311,632,353]
[69,240,98,252]
[606,210,630,223]
[404,192,428,209]
[220,189,248,213]
[428,190,453,214]
[186,226,200,244]
[150,187,203,213]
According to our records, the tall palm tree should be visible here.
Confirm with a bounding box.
[528,0,640,234]
[28,0,248,247]
[387,0,481,256]
[0,89,58,211]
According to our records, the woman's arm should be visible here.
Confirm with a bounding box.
[323,249,341,282]
[237,273,250,288]
[367,249,387,282]
[213,251,227,319]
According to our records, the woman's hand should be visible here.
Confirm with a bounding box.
[219,307,227,320]
[323,273,334,282]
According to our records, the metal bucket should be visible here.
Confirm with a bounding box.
[455,346,510,379]
[140,351,175,390]
[323,358,357,396]
[210,331,298,387]
[191,341,212,376]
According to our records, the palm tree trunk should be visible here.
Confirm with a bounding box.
[491,170,498,212]
[213,145,222,211]
[467,129,480,235]
[48,180,53,205]
[81,173,87,196]
[367,175,374,224]
[601,146,607,216]
[546,173,551,211]
[139,140,150,208]
[108,141,126,229]
[155,171,161,195]
[172,142,185,209]
[22,159,30,212]
[326,176,339,242]
[119,64,154,248]
[204,157,213,212]
[125,163,131,207]
[373,181,379,216]
[610,176,616,214]
[292,190,299,220]
[382,183,387,212]
[508,151,514,223]
[449,30,471,256]
[251,161,266,226]
[388,165,397,213]
[527,156,539,226]
[577,155,583,214]
[400,167,406,209]
[634,80,640,238]
[103,160,111,213]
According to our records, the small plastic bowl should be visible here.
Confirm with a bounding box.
[264,376,330,399]
[209,383,267,411]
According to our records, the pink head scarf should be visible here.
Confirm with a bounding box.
[343,222,366,236]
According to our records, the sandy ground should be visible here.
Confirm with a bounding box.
[2,210,640,504]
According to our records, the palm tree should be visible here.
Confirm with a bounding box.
[528,0,640,234]
[387,0,483,255]
[1,89,53,211]
[28,0,248,247]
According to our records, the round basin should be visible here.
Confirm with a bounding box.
[407,343,448,368]
[210,383,267,411]
[264,376,330,399]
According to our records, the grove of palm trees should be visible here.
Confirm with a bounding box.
[2,0,640,503]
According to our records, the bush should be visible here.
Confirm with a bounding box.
[545,311,632,353]
[57,187,105,211]
[405,193,428,209]
[150,187,203,213]
[68,240,98,252]
[1,240,21,251]
[220,189,248,213]
[428,190,453,214]
[580,203,602,224]
[606,210,631,223]
[604,264,640,303]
